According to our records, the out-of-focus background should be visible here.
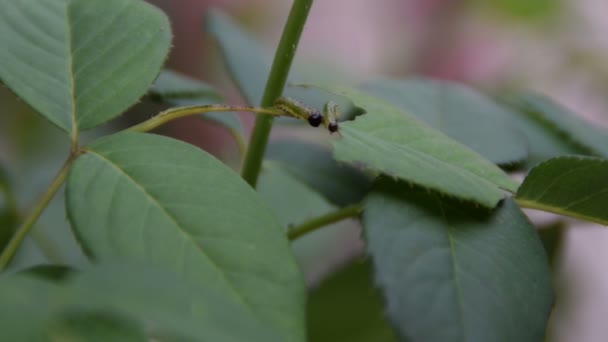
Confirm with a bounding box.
[1,0,608,341]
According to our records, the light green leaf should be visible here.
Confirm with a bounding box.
[516,156,608,225]
[266,140,372,206]
[360,79,527,165]
[319,85,518,207]
[364,179,554,342]
[149,69,245,146]
[307,260,397,342]
[0,0,172,133]
[66,132,305,341]
[506,92,608,158]
[205,9,353,118]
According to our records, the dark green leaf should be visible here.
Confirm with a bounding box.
[361,79,527,165]
[0,163,9,196]
[537,222,566,266]
[66,132,305,341]
[0,207,17,252]
[364,179,554,342]
[20,264,75,282]
[516,156,608,225]
[318,85,518,207]
[506,92,608,158]
[0,0,172,133]
[266,140,372,206]
[307,260,398,342]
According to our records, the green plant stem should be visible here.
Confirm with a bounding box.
[241,0,314,187]
[515,198,608,226]
[288,204,363,241]
[0,155,75,271]
[127,105,284,133]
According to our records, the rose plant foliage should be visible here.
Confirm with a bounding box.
[0,0,607,341]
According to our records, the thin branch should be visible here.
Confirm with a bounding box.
[127,105,284,133]
[288,204,363,241]
[0,155,76,271]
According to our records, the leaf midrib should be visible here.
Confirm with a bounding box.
[341,124,511,204]
[64,1,77,136]
[85,149,254,313]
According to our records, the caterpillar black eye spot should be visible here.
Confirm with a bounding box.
[308,112,323,127]
[328,122,339,133]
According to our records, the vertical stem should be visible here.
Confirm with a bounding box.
[0,155,75,271]
[241,0,314,187]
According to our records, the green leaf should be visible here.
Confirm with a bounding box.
[0,163,9,196]
[64,263,280,341]
[47,311,147,342]
[0,276,60,341]
[318,85,518,207]
[149,69,221,103]
[258,161,335,228]
[149,69,245,146]
[364,179,554,342]
[20,264,75,282]
[537,222,566,266]
[506,92,608,158]
[474,0,561,21]
[66,132,305,341]
[360,79,527,165]
[266,140,372,206]
[0,0,172,133]
[307,260,398,342]
[257,162,355,279]
[205,9,353,118]
[516,156,608,225]
[205,9,267,106]
[0,262,280,341]
[497,99,584,168]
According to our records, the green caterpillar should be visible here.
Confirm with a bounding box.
[273,97,339,133]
